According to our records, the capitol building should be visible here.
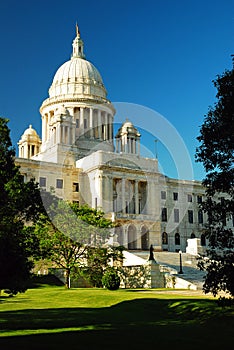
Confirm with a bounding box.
[16,26,229,254]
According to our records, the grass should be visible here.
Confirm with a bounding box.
[0,275,233,349]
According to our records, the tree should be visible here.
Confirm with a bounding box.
[196,62,234,299]
[36,201,115,288]
[0,117,47,294]
[79,245,124,287]
[102,268,120,290]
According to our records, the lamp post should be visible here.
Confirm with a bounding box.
[178,250,183,274]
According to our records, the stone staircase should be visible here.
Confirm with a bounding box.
[132,250,206,290]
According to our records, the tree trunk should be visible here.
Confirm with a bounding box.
[65,268,70,288]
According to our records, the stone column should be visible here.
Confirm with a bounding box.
[122,178,126,214]
[68,125,72,145]
[99,174,103,210]
[137,138,140,155]
[133,139,136,154]
[60,125,63,144]
[98,110,102,139]
[56,124,60,144]
[108,115,112,142]
[149,179,159,217]
[42,115,45,143]
[104,112,108,140]
[135,180,139,214]
[123,134,127,153]
[89,108,94,138]
[80,107,84,137]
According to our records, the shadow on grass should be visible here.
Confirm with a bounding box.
[25,275,64,289]
[0,298,233,343]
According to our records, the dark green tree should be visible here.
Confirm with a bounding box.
[80,245,124,287]
[102,267,120,290]
[196,62,234,298]
[0,118,46,294]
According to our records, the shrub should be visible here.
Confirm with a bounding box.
[102,268,120,290]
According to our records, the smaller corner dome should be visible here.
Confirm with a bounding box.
[116,119,141,138]
[20,125,40,141]
[23,125,38,136]
[122,119,134,128]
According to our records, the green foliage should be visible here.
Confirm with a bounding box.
[102,268,120,290]
[70,203,115,228]
[80,247,110,287]
[196,64,234,298]
[0,118,47,295]
[79,246,124,287]
[35,201,115,288]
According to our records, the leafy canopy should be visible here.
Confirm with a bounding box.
[0,117,46,294]
[196,64,234,299]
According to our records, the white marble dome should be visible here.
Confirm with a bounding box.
[49,57,106,99]
[48,27,107,100]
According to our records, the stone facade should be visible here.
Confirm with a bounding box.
[16,25,234,253]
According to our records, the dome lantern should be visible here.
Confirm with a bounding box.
[71,23,85,59]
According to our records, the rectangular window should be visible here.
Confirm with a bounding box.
[187,194,192,202]
[174,208,179,223]
[197,195,202,203]
[161,191,166,200]
[84,119,87,129]
[173,192,178,201]
[188,210,193,223]
[56,179,63,189]
[76,119,80,128]
[39,177,46,187]
[73,182,79,192]
[139,199,142,214]
[162,208,167,222]
[198,209,203,224]
[125,201,129,214]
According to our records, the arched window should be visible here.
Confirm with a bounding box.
[201,233,206,246]
[175,232,180,245]
[115,227,123,247]
[162,232,168,245]
[128,225,137,250]
[141,226,149,250]
[191,233,196,238]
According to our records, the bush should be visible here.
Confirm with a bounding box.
[102,268,120,290]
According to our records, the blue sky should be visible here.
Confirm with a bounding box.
[0,0,233,181]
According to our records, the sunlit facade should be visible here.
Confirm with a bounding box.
[16,26,233,253]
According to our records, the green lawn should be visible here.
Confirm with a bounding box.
[0,275,233,349]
